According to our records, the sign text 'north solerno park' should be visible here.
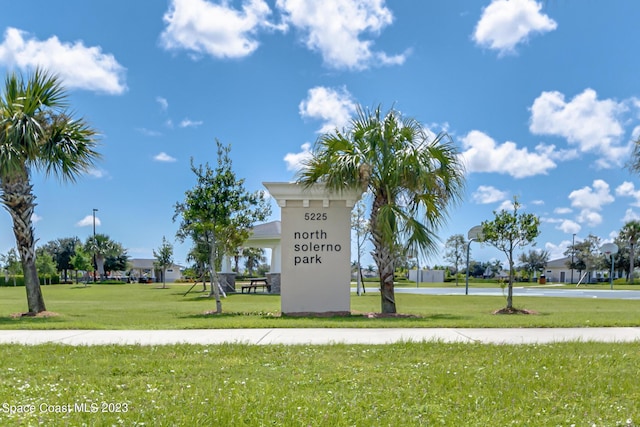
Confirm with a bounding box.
[292,212,343,266]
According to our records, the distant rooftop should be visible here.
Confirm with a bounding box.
[250,220,281,239]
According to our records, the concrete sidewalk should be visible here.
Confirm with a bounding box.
[1,327,639,346]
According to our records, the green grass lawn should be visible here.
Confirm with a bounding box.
[1,284,639,426]
[1,283,639,329]
[0,342,638,426]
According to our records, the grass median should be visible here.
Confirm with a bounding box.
[0,283,639,329]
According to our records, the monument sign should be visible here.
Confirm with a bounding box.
[263,182,362,315]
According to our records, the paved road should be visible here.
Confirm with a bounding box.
[1,327,639,346]
[354,286,640,300]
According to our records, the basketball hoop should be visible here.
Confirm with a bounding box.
[600,243,618,258]
[600,243,619,290]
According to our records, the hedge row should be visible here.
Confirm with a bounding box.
[0,275,61,287]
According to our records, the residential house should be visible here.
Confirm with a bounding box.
[129,258,183,283]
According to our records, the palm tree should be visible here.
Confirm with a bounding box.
[298,105,465,313]
[84,234,117,281]
[619,220,640,283]
[0,69,100,313]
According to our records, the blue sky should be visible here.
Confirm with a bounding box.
[1,0,640,269]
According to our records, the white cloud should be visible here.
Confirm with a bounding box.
[568,179,614,227]
[299,86,356,133]
[543,217,580,234]
[284,142,312,172]
[471,185,508,204]
[137,128,163,137]
[576,210,603,227]
[556,219,581,234]
[622,208,640,223]
[156,97,169,111]
[32,213,43,224]
[76,215,101,227]
[460,130,556,178]
[529,89,630,167]
[615,181,640,206]
[86,168,107,179]
[497,199,515,212]
[160,0,274,59]
[154,152,177,162]
[179,118,203,128]
[0,27,126,94]
[473,0,557,56]
[554,207,572,215]
[544,240,571,261]
[277,0,407,70]
[569,179,614,211]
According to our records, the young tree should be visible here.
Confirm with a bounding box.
[0,69,100,313]
[174,140,270,313]
[153,236,174,289]
[481,198,540,310]
[564,241,586,283]
[1,248,22,286]
[69,245,92,285]
[35,248,57,285]
[443,234,466,286]
[298,105,465,313]
[580,234,606,283]
[351,199,370,295]
[41,237,80,282]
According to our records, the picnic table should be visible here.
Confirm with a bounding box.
[241,277,271,294]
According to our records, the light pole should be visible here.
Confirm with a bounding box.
[465,225,483,295]
[571,233,576,284]
[92,208,98,283]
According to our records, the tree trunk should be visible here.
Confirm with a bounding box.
[629,242,635,284]
[371,192,396,313]
[208,241,222,313]
[506,248,514,310]
[506,282,514,310]
[0,174,46,313]
[96,255,106,280]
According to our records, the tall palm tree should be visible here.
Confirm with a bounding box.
[0,69,100,313]
[620,220,640,283]
[299,105,465,313]
[84,234,118,281]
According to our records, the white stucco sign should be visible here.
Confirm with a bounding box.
[263,182,362,315]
